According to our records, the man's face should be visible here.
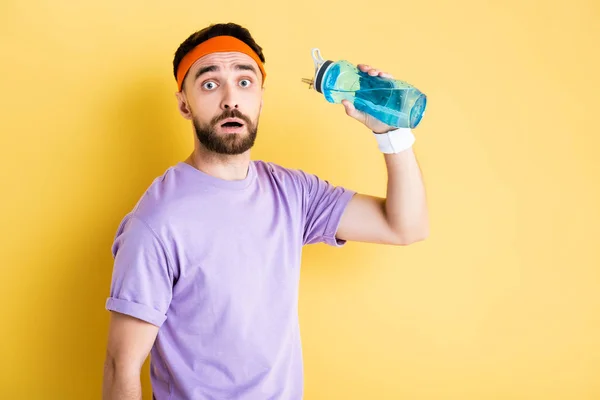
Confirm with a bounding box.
[176,51,264,155]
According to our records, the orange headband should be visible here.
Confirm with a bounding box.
[176,35,267,92]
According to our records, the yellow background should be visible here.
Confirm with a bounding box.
[1,0,599,398]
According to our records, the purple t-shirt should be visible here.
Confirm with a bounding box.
[105,160,355,399]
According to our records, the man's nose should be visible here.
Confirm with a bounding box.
[220,85,239,110]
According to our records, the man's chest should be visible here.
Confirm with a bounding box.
[168,194,305,312]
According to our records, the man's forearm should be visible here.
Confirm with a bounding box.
[383,147,429,244]
[103,359,142,400]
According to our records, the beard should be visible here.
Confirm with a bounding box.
[193,108,258,155]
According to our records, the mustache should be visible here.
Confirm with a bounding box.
[211,109,252,126]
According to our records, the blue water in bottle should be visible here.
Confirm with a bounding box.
[304,49,427,129]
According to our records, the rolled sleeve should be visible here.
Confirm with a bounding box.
[321,188,356,247]
[105,297,167,327]
[299,170,356,247]
[106,213,174,327]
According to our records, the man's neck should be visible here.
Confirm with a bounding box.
[184,147,251,181]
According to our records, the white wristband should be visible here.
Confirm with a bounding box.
[374,128,415,154]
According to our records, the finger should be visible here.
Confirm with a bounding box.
[357,64,370,72]
[380,72,393,79]
[342,99,354,115]
[368,69,380,76]
[342,100,365,122]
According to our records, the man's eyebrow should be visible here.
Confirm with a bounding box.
[235,64,258,76]
[195,65,219,81]
[194,63,258,81]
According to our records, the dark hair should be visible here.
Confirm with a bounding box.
[173,23,265,88]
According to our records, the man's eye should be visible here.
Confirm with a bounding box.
[239,79,252,88]
[202,81,217,90]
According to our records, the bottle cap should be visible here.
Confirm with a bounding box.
[312,48,334,94]
[302,48,333,94]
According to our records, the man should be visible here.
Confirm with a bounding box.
[103,22,428,400]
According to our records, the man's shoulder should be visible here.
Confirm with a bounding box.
[253,159,311,183]
[118,164,183,229]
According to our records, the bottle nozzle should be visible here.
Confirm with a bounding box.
[301,78,314,89]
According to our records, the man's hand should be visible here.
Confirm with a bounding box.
[341,64,396,134]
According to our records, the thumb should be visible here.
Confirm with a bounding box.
[342,100,365,122]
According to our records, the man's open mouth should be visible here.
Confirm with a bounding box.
[221,121,244,128]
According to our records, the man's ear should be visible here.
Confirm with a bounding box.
[260,87,265,112]
[175,91,193,120]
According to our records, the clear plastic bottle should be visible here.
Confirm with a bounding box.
[303,48,427,129]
